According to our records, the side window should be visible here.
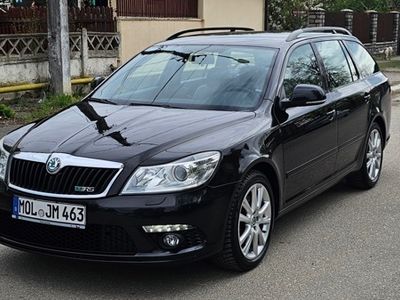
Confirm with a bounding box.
[341,41,360,81]
[283,44,323,98]
[315,41,353,89]
[344,41,379,78]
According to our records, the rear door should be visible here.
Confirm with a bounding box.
[343,40,390,142]
[278,43,338,202]
[313,40,370,172]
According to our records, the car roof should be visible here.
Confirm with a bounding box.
[159,31,360,49]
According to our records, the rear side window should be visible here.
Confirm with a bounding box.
[283,44,323,98]
[315,41,353,89]
[341,42,359,81]
[344,41,378,78]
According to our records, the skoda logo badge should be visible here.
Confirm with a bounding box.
[46,157,62,174]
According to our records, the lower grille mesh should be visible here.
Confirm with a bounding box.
[0,211,136,255]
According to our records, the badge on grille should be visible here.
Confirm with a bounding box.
[46,157,62,174]
[75,186,95,193]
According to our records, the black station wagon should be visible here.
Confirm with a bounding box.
[0,27,391,271]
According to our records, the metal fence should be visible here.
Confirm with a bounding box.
[325,12,346,28]
[377,13,395,42]
[116,0,198,18]
[0,6,116,34]
[0,6,47,34]
[353,12,371,43]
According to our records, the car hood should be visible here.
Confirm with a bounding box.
[12,101,255,163]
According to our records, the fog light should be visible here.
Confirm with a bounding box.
[142,224,193,233]
[162,233,182,249]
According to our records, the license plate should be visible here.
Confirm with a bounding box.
[12,196,86,229]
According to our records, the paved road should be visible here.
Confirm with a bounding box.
[384,70,400,85]
[0,103,400,300]
[0,126,18,139]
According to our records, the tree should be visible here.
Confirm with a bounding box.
[268,0,322,31]
[268,0,396,31]
[323,0,393,11]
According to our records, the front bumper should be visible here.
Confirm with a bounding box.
[0,181,235,263]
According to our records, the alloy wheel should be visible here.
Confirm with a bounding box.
[238,183,272,260]
[366,128,382,182]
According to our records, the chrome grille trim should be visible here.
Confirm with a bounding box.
[13,152,124,169]
[8,152,124,199]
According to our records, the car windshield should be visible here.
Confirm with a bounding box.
[92,45,277,111]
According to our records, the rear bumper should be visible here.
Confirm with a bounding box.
[0,181,235,264]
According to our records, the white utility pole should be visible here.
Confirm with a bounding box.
[47,0,72,94]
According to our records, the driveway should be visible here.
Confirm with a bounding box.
[0,125,18,139]
[0,103,399,299]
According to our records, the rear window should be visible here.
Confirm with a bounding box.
[344,41,379,78]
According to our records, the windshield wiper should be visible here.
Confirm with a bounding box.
[192,53,250,64]
[87,98,117,105]
[128,102,183,109]
[141,49,192,62]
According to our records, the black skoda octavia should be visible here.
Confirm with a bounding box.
[0,27,391,271]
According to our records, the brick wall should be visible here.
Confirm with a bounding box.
[307,8,325,27]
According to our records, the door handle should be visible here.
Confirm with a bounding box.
[363,93,371,102]
[326,109,336,121]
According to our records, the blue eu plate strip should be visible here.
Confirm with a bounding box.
[12,195,19,217]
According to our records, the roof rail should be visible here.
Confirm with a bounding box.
[166,27,255,41]
[286,27,352,42]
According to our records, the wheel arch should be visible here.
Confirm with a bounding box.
[372,115,387,148]
[242,159,282,218]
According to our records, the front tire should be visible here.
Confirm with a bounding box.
[346,123,383,189]
[212,171,274,272]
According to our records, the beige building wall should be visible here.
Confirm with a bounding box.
[116,0,265,63]
[118,18,203,62]
[200,0,264,30]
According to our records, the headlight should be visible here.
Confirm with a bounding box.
[0,138,10,182]
[122,151,221,194]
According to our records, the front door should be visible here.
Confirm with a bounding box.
[277,43,337,202]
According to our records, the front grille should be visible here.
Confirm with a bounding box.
[0,211,136,255]
[9,158,118,195]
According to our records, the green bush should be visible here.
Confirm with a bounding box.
[0,104,16,119]
[27,94,80,122]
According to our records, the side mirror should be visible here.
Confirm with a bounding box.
[90,77,106,90]
[280,84,326,110]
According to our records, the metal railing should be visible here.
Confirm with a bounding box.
[116,0,198,18]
